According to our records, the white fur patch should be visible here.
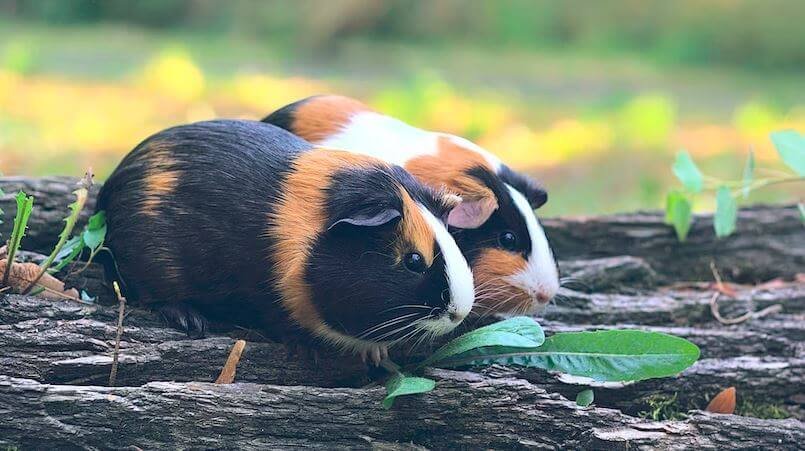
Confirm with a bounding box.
[319,112,438,166]
[418,204,474,325]
[504,185,559,312]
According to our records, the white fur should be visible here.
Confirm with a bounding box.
[503,185,559,312]
[320,112,438,166]
[417,204,474,331]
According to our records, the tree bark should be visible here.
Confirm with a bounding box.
[1,373,802,450]
[1,177,803,449]
[3,176,802,282]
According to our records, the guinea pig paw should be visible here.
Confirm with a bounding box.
[360,344,388,366]
[158,303,208,339]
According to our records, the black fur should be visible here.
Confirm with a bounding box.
[497,164,548,209]
[261,96,315,130]
[307,166,453,340]
[98,119,454,345]
[450,166,536,267]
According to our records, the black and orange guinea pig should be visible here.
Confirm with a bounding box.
[264,95,559,316]
[97,120,475,363]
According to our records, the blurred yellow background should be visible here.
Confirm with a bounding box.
[0,0,803,215]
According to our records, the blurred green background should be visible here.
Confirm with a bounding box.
[0,0,803,216]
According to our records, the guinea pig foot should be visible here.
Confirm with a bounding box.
[158,303,208,339]
[360,344,389,366]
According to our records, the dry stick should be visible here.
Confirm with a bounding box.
[709,261,783,325]
[215,340,247,384]
[109,281,127,387]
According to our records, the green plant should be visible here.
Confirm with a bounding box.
[666,130,805,241]
[383,317,700,408]
[22,187,88,293]
[638,393,686,421]
[2,192,34,287]
[736,399,790,420]
[575,389,594,407]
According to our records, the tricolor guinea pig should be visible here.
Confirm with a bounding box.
[96,120,474,363]
[263,95,560,315]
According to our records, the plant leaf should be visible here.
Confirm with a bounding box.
[799,203,805,224]
[82,210,107,252]
[383,373,436,409]
[672,150,703,193]
[576,389,594,407]
[436,330,700,382]
[714,186,737,238]
[770,130,805,176]
[3,192,34,283]
[421,316,544,367]
[665,191,692,241]
[51,235,85,272]
[741,150,754,199]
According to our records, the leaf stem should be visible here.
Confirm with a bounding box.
[22,188,88,294]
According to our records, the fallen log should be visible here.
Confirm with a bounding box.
[3,176,802,282]
[2,294,802,420]
[1,373,802,450]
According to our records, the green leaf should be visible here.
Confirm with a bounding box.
[665,191,692,241]
[436,330,700,382]
[714,187,737,238]
[770,130,805,176]
[38,188,88,274]
[382,373,436,409]
[82,210,107,252]
[576,389,594,407]
[51,235,85,272]
[421,316,545,367]
[741,150,755,199]
[672,150,703,193]
[3,192,34,283]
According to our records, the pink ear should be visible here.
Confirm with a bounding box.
[447,196,498,229]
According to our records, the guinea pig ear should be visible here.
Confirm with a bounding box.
[447,195,499,229]
[327,208,402,231]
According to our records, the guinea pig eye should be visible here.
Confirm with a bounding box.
[498,231,518,251]
[403,252,427,274]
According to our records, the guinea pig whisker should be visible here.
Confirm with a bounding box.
[357,313,420,339]
[377,304,433,315]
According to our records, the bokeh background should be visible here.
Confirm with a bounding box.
[1,0,803,216]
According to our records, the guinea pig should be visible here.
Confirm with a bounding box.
[96,119,475,363]
[263,95,559,316]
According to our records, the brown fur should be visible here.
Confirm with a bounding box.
[472,248,530,313]
[140,147,180,217]
[292,96,371,143]
[271,148,443,334]
[406,136,498,206]
[396,189,436,265]
[270,149,379,333]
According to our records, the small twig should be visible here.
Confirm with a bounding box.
[708,261,783,324]
[109,281,127,387]
[709,292,783,325]
[215,340,247,384]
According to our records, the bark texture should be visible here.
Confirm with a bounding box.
[0,176,802,449]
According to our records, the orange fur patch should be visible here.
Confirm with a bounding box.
[472,248,530,313]
[292,95,372,143]
[397,189,435,265]
[141,147,179,217]
[270,149,381,333]
[406,136,497,205]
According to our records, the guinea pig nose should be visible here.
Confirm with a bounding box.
[536,291,552,304]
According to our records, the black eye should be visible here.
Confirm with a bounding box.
[403,252,427,273]
[498,231,518,251]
